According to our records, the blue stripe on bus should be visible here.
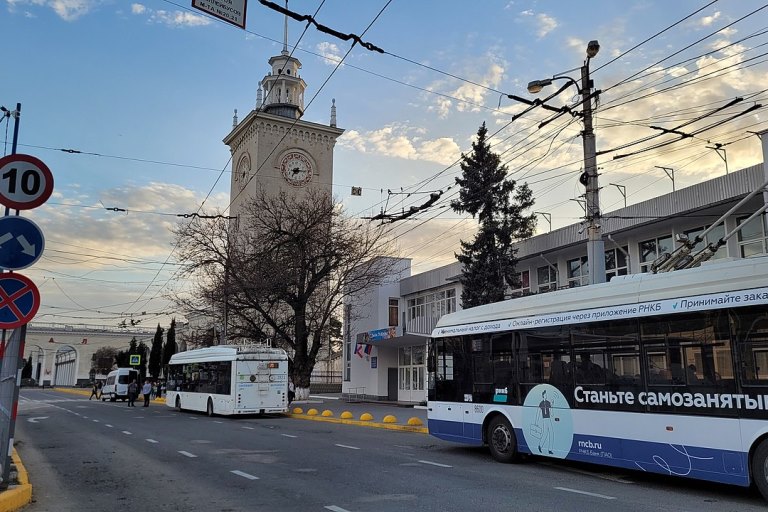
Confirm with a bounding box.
[428,419,750,487]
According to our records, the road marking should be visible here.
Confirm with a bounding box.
[178,451,197,458]
[122,431,132,435]
[105,424,113,428]
[418,460,452,468]
[281,434,297,438]
[324,506,351,512]
[214,421,223,424]
[146,439,158,444]
[555,487,616,500]
[26,416,48,423]
[335,444,360,450]
[231,470,259,480]
[242,426,255,430]
[82,416,88,419]
[92,419,99,423]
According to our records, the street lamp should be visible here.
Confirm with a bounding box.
[527,40,605,285]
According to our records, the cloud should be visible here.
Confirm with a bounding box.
[131,3,210,27]
[338,124,461,165]
[424,54,506,118]
[536,13,559,38]
[316,41,344,67]
[6,0,96,20]
[699,11,720,26]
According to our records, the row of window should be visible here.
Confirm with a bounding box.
[167,361,233,395]
[430,306,768,418]
[511,217,765,294]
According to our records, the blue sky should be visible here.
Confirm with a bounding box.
[3,0,768,329]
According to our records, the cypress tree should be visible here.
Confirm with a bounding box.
[451,122,536,308]
[149,324,164,378]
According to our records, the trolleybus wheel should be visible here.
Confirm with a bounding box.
[206,398,214,417]
[175,396,182,412]
[487,415,518,463]
[752,439,768,501]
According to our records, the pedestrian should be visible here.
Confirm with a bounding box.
[151,382,157,399]
[159,381,165,398]
[142,380,152,407]
[89,381,99,400]
[127,379,138,407]
[288,378,295,404]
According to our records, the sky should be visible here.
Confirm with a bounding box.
[3,0,768,331]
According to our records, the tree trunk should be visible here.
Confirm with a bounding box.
[295,386,310,401]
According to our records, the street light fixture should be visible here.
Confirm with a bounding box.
[527,40,605,285]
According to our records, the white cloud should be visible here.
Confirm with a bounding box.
[520,9,534,16]
[316,41,344,67]
[6,0,95,20]
[131,4,210,27]
[425,54,506,118]
[699,11,720,27]
[338,124,461,165]
[536,13,558,38]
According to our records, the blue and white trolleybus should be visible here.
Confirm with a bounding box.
[428,256,768,501]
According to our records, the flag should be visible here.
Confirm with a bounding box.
[354,342,364,358]
[364,344,373,355]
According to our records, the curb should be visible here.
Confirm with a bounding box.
[0,449,32,512]
[287,412,428,433]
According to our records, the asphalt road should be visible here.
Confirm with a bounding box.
[14,388,768,512]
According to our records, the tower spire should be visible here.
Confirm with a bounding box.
[281,0,289,56]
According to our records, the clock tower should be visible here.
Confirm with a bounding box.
[223,17,344,218]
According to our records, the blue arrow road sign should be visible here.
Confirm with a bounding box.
[0,216,45,270]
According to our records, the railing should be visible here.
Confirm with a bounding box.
[310,371,342,385]
[346,387,366,403]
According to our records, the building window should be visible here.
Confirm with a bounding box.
[406,289,456,335]
[567,256,589,288]
[388,298,399,327]
[509,270,530,297]
[605,246,628,281]
[684,225,727,262]
[738,215,768,258]
[639,235,673,273]
[537,265,558,292]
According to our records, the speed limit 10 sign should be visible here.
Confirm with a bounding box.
[0,154,54,210]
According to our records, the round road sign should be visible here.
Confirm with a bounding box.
[0,154,54,210]
[0,273,40,329]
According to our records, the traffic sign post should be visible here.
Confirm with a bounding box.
[0,216,45,270]
[0,124,54,490]
[0,154,54,210]
[129,355,141,366]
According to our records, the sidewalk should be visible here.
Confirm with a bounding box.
[0,388,429,511]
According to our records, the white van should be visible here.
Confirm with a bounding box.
[101,368,139,402]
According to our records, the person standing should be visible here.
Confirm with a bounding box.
[127,379,138,407]
[89,381,99,400]
[142,380,152,407]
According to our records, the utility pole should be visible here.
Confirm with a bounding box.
[655,166,675,192]
[580,53,605,285]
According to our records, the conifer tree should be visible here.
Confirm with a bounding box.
[451,122,536,308]
[163,318,177,366]
[149,324,164,378]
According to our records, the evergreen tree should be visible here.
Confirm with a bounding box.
[137,340,149,380]
[149,324,164,378]
[163,318,177,366]
[21,356,32,379]
[451,122,536,308]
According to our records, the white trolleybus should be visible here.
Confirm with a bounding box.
[166,345,289,416]
[428,255,768,501]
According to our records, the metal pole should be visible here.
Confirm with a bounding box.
[0,103,21,490]
[581,64,605,284]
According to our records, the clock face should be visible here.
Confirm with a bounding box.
[280,152,313,187]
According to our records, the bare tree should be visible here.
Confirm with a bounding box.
[173,188,398,399]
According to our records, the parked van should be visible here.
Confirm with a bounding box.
[101,368,139,402]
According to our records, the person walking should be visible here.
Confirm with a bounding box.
[127,379,138,407]
[142,380,152,407]
[89,381,99,400]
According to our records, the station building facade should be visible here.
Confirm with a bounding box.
[343,161,768,404]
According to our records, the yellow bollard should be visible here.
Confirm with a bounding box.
[340,411,353,419]
[407,417,424,426]
[307,408,319,416]
[292,407,304,414]
[382,415,397,423]
[359,412,374,421]
[321,410,334,417]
